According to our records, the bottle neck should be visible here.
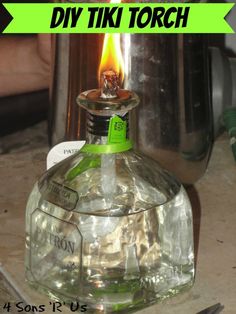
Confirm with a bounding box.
[86,112,129,145]
[87,133,109,145]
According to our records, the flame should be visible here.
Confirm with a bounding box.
[98,0,124,86]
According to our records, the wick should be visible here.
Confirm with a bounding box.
[100,70,120,99]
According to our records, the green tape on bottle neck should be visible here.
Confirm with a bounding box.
[81,115,132,154]
[108,115,127,144]
[81,140,133,154]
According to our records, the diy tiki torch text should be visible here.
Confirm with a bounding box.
[50,6,190,29]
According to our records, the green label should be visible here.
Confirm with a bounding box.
[0,3,235,34]
[108,115,127,144]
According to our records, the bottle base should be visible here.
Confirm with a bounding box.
[26,274,194,313]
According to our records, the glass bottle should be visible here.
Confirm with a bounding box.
[25,78,194,313]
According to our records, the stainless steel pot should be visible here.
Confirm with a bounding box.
[50,32,212,184]
[50,0,213,184]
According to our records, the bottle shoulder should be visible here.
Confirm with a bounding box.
[36,150,181,216]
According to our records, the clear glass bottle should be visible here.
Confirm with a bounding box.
[25,81,194,313]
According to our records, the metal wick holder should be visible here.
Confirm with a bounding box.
[77,70,139,116]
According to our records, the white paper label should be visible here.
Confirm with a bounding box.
[47,141,86,170]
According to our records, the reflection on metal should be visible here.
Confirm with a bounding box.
[50,34,212,184]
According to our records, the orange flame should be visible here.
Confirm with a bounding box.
[98,0,124,86]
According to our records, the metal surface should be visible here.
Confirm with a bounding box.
[50,0,213,184]
[50,33,212,184]
[125,34,212,183]
[49,0,213,184]
[50,34,103,145]
[49,34,70,145]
